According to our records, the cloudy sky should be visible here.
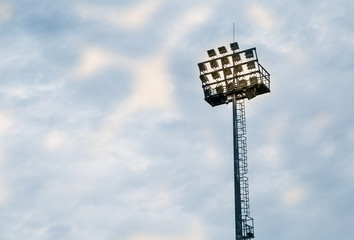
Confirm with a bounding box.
[1,0,354,239]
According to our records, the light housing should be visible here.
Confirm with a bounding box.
[218,46,228,54]
[221,56,230,66]
[197,43,270,107]
[216,85,224,94]
[224,67,232,77]
[245,50,254,59]
[247,61,256,70]
[230,42,239,51]
[198,63,207,72]
[232,53,241,62]
[226,81,235,91]
[207,49,216,58]
[234,65,243,73]
[210,59,219,69]
[200,74,209,84]
[238,79,247,88]
[212,71,221,79]
[204,87,212,97]
[250,76,258,85]
[245,90,256,100]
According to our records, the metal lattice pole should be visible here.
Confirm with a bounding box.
[233,96,254,240]
[233,94,243,240]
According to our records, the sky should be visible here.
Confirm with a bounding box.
[0,0,354,239]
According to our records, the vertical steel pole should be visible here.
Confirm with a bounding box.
[233,94,242,240]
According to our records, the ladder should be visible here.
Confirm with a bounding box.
[236,99,255,239]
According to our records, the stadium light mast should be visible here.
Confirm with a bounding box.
[197,42,270,240]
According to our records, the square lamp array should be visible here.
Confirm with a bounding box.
[197,42,270,107]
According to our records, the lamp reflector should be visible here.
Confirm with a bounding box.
[221,56,230,66]
[207,49,216,57]
[245,50,254,59]
[245,90,256,99]
[232,53,241,62]
[224,67,232,77]
[234,65,243,73]
[211,71,221,79]
[238,79,247,88]
[200,74,209,84]
[210,59,219,69]
[218,46,227,54]
[247,61,256,70]
[198,63,208,72]
[226,81,235,91]
[250,76,258,85]
[204,87,212,97]
[216,85,224,94]
[230,42,239,51]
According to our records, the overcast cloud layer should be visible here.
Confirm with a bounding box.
[1,0,354,239]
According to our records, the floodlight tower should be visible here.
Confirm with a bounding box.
[197,42,270,240]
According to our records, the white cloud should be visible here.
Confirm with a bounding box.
[44,130,71,152]
[0,181,10,204]
[280,45,307,65]
[315,140,336,159]
[72,139,151,180]
[204,144,223,168]
[0,111,15,136]
[0,2,13,21]
[1,81,64,100]
[75,0,162,30]
[0,112,13,204]
[72,2,214,142]
[125,220,205,240]
[94,53,178,144]
[0,112,15,204]
[281,185,310,206]
[88,4,213,144]
[246,3,308,66]
[72,46,118,78]
[267,112,290,143]
[164,4,213,51]
[301,112,334,144]
[71,44,178,147]
[247,3,278,31]
[254,144,284,169]
[128,56,175,110]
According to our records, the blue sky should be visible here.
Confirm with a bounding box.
[1,0,354,239]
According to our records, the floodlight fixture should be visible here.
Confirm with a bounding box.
[216,85,224,94]
[238,79,247,88]
[197,44,270,106]
[196,41,271,240]
[224,67,232,77]
[203,87,212,98]
[218,46,228,54]
[211,71,221,79]
[247,61,256,70]
[210,59,219,69]
[226,81,235,91]
[232,53,241,62]
[245,50,254,59]
[221,56,230,66]
[199,74,209,84]
[245,89,256,100]
[198,63,208,72]
[230,42,239,51]
[207,49,217,58]
[234,65,243,73]
[250,76,258,85]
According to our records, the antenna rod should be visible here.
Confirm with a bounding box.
[233,22,235,42]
